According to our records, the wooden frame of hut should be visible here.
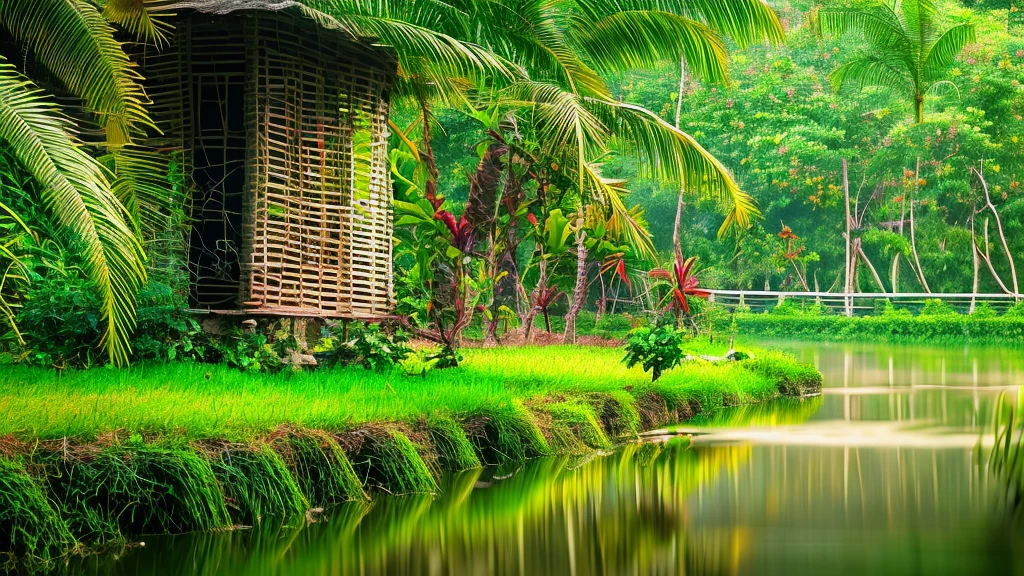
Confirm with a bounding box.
[141,2,395,320]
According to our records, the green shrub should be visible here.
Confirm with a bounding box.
[1005,300,1024,317]
[16,268,103,368]
[315,323,410,372]
[920,298,958,316]
[972,302,998,318]
[623,323,686,382]
[732,313,1024,344]
[595,313,633,334]
[131,283,212,363]
[214,328,285,373]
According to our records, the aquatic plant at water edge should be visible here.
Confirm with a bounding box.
[0,456,75,570]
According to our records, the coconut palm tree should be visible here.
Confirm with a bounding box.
[312,0,784,253]
[816,0,976,124]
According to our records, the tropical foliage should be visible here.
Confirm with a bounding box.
[815,0,977,123]
[616,0,1024,299]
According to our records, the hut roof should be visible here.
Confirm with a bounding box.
[154,0,362,42]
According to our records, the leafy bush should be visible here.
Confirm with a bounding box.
[972,302,998,318]
[315,323,411,372]
[733,313,1024,344]
[131,283,211,363]
[920,298,958,316]
[595,313,633,334]
[1005,300,1024,317]
[215,329,285,373]
[622,322,686,382]
[16,268,103,368]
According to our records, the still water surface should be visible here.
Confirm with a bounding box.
[71,342,1024,575]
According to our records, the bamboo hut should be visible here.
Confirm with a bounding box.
[141,2,395,319]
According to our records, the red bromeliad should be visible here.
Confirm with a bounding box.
[649,255,710,315]
[434,210,475,253]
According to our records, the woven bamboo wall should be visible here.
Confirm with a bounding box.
[140,10,395,318]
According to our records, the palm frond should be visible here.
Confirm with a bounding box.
[816,5,911,55]
[302,0,523,90]
[898,0,938,50]
[102,0,173,47]
[502,81,608,192]
[585,98,758,237]
[582,162,656,260]
[103,146,174,241]
[468,0,611,97]
[673,0,785,47]
[922,23,976,84]
[0,0,155,146]
[571,10,730,85]
[828,54,916,97]
[0,61,146,364]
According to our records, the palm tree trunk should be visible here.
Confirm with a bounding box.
[563,230,588,343]
[914,94,925,124]
[523,258,547,343]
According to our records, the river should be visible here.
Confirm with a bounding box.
[68,342,1024,575]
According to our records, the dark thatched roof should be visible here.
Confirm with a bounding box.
[153,0,362,42]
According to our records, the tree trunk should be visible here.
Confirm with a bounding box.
[892,189,907,292]
[973,166,1019,299]
[673,58,687,263]
[978,217,1013,294]
[843,159,852,316]
[914,94,925,124]
[909,157,931,292]
[523,258,547,343]
[970,211,980,314]
[563,230,589,343]
[856,243,887,292]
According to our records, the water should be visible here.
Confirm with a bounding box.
[69,342,1024,575]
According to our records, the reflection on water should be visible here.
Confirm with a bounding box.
[68,343,1024,575]
[768,340,1024,428]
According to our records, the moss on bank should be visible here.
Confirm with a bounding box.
[0,345,820,569]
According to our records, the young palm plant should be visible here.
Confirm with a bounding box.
[815,0,976,124]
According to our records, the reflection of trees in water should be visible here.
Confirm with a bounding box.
[73,442,752,576]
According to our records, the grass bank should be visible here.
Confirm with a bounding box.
[0,344,820,570]
[731,310,1024,345]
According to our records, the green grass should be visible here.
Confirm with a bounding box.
[0,345,820,565]
[207,443,307,525]
[0,345,818,440]
[0,457,75,569]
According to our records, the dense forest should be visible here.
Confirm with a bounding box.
[427,0,1024,296]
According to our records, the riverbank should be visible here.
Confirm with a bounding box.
[731,311,1024,345]
[0,344,820,570]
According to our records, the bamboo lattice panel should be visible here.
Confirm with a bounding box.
[140,10,395,318]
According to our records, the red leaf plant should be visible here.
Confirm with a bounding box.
[434,210,476,253]
[649,255,710,315]
[535,286,563,332]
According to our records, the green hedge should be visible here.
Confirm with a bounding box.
[732,313,1024,344]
